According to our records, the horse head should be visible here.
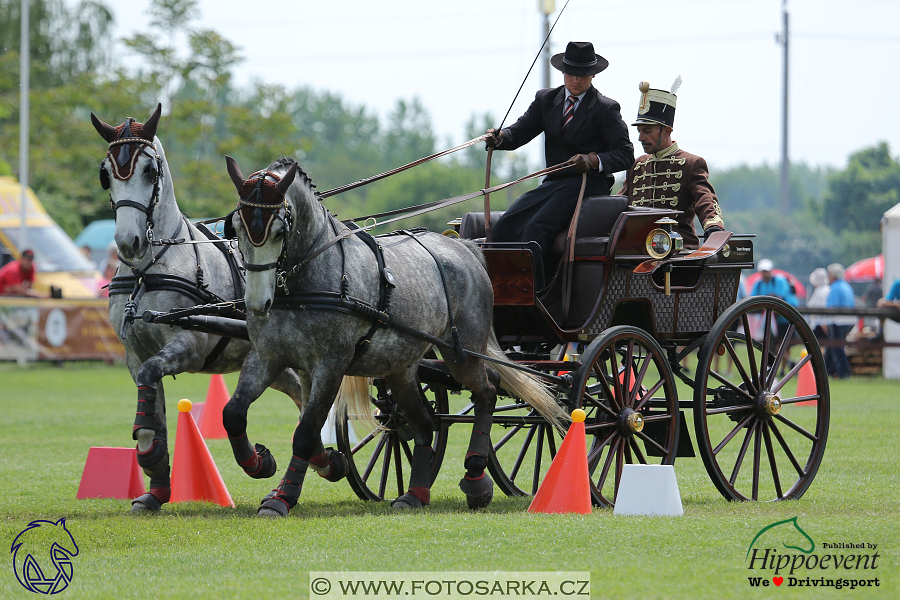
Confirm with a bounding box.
[225,155,298,316]
[91,103,168,262]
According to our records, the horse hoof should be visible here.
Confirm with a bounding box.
[130,491,165,514]
[314,448,349,483]
[257,496,290,518]
[242,443,277,479]
[459,473,494,510]
[391,492,426,510]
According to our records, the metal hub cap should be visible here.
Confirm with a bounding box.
[624,411,644,433]
[760,392,782,416]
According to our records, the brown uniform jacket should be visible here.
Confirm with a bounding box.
[623,142,724,248]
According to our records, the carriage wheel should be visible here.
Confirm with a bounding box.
[336,378,449,502]
[488,327,680,507]
[572,326,680,507]
[693,296,830,502]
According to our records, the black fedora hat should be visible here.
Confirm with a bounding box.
[550,41,609,77]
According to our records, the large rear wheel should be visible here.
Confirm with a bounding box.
[693,296,830,501]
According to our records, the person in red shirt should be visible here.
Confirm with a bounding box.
[0,249,45,297]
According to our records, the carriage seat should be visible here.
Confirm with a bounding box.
[458,211,505,240]
[551,195,630,257]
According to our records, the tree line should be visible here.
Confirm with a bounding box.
[1,0,897,284]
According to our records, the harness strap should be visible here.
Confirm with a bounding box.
[561,173,589,320]
[399,230,467,362]
[353,229,394,355]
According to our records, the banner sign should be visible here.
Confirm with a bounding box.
[0,298,125,362]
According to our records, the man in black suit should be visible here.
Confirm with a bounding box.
[486,41,634,287]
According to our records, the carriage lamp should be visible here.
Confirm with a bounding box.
[645,218,683,259]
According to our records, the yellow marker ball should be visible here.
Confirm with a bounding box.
[639,81,650,93]
[177,398,192,412]
[571,408,586,423]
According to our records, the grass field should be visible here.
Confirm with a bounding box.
[0,362,897,599]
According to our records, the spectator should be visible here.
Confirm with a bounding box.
[750,259,798,342]
[80,244,97,269]
[807,267,830,340]
[825,263,855,379]
[0,249,46,297]
[96,255,119,298]
[98,240,119,276]
[875,277,900,338]
[862,278,883,309]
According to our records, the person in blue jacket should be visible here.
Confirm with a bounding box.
[750,259,798,342]
[825,263,856,379]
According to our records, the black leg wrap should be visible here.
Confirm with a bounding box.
[459,470,494,510]
[309,448,349,482]
[136,438,170,483]
[133,386,159,438]
[408,445,433,489]
[229,435,277,479]
[257,456,308,517]
[464,454,488,478]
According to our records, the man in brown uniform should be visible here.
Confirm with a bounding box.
[622,80,724,248]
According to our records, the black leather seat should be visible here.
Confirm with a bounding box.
[459,211,505,239]
[551,195,629,257]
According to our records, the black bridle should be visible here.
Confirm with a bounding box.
[224,170,294,273]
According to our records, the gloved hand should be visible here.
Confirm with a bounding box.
[704,224,725,238]
[485,128,503,150]
[571,153,599,173]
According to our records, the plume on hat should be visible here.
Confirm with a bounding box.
[670,75,682,95]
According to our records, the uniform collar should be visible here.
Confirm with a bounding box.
[653,141,680,159]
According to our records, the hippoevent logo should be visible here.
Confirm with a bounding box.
[745,517,880,590]
[10,518,79,594]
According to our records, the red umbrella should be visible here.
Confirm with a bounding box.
[844,255,884,283]
[743,269,807,299]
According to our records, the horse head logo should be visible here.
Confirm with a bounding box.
[10,518,79,594]
[746,516,815,559]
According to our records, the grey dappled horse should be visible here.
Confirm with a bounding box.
[222,156,566,517]
[92,105,308,513]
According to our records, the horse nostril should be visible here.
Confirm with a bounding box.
[264,298,272,314]
[131,236,141,254]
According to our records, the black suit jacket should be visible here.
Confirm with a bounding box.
[496,85,634,184]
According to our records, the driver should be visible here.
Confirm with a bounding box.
[621,80,724,249]
[485,41,634,287]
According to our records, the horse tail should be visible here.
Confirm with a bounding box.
[485,330,569,433]
[333,376,380,435]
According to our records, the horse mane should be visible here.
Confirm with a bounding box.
[268,156,318,196]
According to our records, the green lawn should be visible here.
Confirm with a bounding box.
[0,363,897,599]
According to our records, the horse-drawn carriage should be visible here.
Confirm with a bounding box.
[95,106,829,515]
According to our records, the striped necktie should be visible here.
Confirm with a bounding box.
[563,96,576,133]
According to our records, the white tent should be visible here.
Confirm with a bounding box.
[882,202,900,378]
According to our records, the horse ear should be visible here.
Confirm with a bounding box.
[143,103,162,140]
[276,162,298,197]
[91,112,118,143]
[225,156,245,192]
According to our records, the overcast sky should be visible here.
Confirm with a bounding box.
[93,0,900,172]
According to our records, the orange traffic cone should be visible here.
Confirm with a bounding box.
[795,350,817,406]
[198,375,230,439]
[528,409,592,514]
[170,399,235,507]
[77,447,145,500]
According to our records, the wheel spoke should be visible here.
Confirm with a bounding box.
[400,439,414,463]
[596,436,620,494]
[546,426,558,459]
[772,352,809,395]
[614,439,625,497]
[629,437,648,464]
[588,429,617,473]
[633,378,665,411]
[767,323,795,389]
[769,420,806,477]
[585,421,618,433]
[762,422,783,499]
[607,350,625,412]
[393,437,404,498]
[509,425,538,482]
[741,313,760,390]
[723,335,758,396]
[623,340,635,406]
[760,309,773,390]
[708,368,755,402]
[378,434,393,498]
[635,430,667,455]
[729,419,757,485]
[532,426,546,495]
[493,424,524,452]
[586,394,619,419]
[706,404,754,416]
[351,429,379,455]
[752,419,762,501]
[629,346,653,406]
[362,433,389,481]
[712,411,755,455]
[774,413,818,442]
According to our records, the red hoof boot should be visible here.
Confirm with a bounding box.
[459,472,494,510]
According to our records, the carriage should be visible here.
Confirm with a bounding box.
[329,198,830,507]
[97,106,828,514]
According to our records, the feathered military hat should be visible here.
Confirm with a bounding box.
[633,76,681,128]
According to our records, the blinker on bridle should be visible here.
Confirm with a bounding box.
[226,170,292,274]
